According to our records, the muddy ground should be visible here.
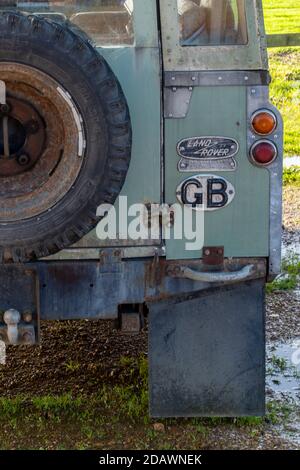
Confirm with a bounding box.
[0,187,299,450]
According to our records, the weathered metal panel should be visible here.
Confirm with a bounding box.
[37,260,146,320]
[52,45,162,253]
[148,279,265,417]
[133,0,159,47]
[164,85,270,260]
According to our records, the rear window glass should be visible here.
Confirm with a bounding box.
[0,0,134,46]
[178,0,248,46]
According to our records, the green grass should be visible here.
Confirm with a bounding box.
[266,253,300,292]
[263,0,300,34]
[268,48,300,157]
[0,354,295,449]
[283,166,300,186]
[269,355,288,372]
[263,1,300,157]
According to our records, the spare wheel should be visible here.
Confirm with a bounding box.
[0,11,131,262]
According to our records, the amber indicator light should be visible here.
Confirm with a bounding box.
[251,110,277,135]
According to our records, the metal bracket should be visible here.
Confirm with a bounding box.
[203,246,224,266]
[165,70,271,88]
[164,86,193,119]
[164,70,271,119]
[120,312,143,334]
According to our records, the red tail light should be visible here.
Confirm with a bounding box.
[250,140,278,166]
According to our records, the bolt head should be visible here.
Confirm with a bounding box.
[0,103,10,114]
[23,311,33,323]
[17,154,30,166]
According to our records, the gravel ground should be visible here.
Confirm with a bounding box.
[266,186,300,342]
[0,186,299,450]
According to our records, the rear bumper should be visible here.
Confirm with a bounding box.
[31,255,266,320]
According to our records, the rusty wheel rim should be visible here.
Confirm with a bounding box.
[0,63,86,222]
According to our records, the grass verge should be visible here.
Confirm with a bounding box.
[268,48,300,157]
[283,166,300,186]
[0,355,294,450]
[266,253,300,292]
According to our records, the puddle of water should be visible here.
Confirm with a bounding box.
[284,156,300,168]
[281,240,300,299]
[267,340,300,399]
[282,243,300,258]
[267,340,300,446]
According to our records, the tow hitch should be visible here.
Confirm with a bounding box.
[0,265,39,345]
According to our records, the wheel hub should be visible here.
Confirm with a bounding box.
[0,63,85,222]
[0,96,46,177]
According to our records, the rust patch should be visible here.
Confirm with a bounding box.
[47,265,84,285]
[0,62,85,221]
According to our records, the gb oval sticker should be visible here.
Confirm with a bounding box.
[176,175,235,211]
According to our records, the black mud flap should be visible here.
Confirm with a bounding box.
[148,279,265,417]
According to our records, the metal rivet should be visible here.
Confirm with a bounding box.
[191,76,196,81]
[171,76,175,81]
[168,113,173,118]
[189,87,193,91]
[251,89,256,94]
[244,76,249,81]
[172,87,177,92]
[218,76,223,81]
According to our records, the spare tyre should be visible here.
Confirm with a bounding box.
[0,11,131,263]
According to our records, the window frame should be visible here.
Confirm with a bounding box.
[160,0,268,71]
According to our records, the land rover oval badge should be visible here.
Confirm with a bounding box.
[177,136,239,172]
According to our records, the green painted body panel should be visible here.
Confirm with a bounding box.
[74,45,162,248]
[45,0,273,262]
[165,86,270,260]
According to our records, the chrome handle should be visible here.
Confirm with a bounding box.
[172,264,255,283]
